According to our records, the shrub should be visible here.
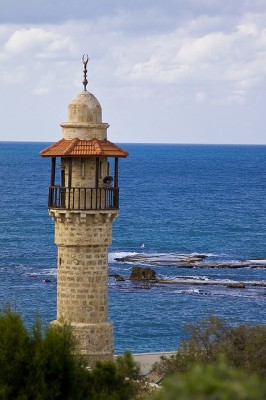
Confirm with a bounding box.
[88,352,140,400]
[148,359,266,400]
[0,308,88,399]
[116,351,140,380]
[0,308,139,400]
[152,316,266,378]
[0,308,30,398]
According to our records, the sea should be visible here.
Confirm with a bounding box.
[0,142,265,353]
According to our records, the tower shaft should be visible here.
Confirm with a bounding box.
[50,210,117,363]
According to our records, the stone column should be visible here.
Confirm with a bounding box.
[50,209,118,365]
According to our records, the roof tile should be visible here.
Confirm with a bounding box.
[40,138,128,158]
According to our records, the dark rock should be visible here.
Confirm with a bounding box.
[115,255,135,262]
[113,274,125,281]
[227,282,246,289]
[179,255,207,263]
[43,279,52,283]
[130,266,157,281]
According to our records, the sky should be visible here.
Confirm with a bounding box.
[0,0,266,144]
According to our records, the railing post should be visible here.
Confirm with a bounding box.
[48,186,53,208]
[114,188,119,209]
[78,188,81,210]
[61,187,66,208]
[72,188,75,210]
[68,187,71,210]
[84,188,87,210]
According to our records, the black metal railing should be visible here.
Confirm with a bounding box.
[48,186,119,210]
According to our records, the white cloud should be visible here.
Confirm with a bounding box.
[177,31,232,64]
[227,90,246,105]
[195,91,206,103]
[0,25,78,95]
[1,2,266,143]
[107,11,266,107]
[4,27,74,58]
[1,11,265,98]
[33,86,51,95]
[0,68,25,84]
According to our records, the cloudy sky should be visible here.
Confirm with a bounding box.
[1,0,266,144]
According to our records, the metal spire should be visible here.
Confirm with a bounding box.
[82,54,89,91]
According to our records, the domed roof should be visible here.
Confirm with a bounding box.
[67,90,102,124]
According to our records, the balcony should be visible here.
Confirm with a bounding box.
[48,186,119,211]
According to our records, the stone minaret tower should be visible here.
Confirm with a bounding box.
[40,56,128,365]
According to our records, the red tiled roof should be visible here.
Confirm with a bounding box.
[40,138,128,158]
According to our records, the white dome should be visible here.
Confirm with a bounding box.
[67,91,102,124]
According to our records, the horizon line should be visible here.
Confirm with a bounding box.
[0,140,265,146]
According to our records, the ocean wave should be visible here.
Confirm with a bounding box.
[172,278,235,284]
[174,288,201,295]
[175,275,210,281]
[40,268,57,277]
[108,252,138,263]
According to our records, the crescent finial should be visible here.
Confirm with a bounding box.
[82,54,89,91]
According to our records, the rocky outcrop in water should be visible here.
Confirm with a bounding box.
[109,268,266,289]
[109,254,266,289]
[115,253,207,266]
[114,253,266,269]
[227,282,246,289]
[130,267,157,281]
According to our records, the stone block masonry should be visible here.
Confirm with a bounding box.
[50,210,117,246]
[49,209,118,364]
[57,245,108,322]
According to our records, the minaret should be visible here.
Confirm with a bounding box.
[40,56,128,365]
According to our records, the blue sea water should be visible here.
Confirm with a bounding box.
[0,142,265,353]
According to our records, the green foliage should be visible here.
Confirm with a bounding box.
[3,309,265,400]
[148,359,266,400]
[116,351,140,380]
[29,323,89,400]
[0,308,88,400]
[0,308,139,400]
[88,353,140,400]
[153,316,266,379]
[0,308,29,399]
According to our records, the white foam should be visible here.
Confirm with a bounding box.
[177,275,209,281]
[246,259,266,264]
[187,288,200,294]
[174,288,201,294]
[42,268,57,276]
[108,252,138,263]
